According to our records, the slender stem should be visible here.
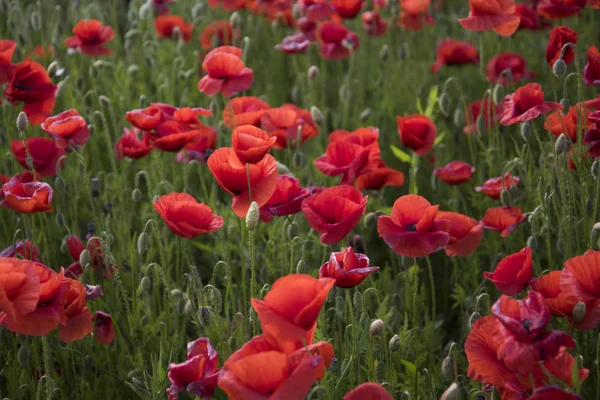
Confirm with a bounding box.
[249,229,257,335]
[425,256,436,323]
[41,335,52,398]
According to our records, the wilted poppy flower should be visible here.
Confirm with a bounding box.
[319,247,378,288]
[231,125,277,164]
[200,21,236,51]
[59,278,93,343]
[198,46,254,97]
[515,4,551,30]
[546,26,578,66]
[154,193,224,238]
[484,247,532,296]
[167,337,220,400]
[344,383,392,400]
[301,185,367,245]
[208,147,278,217]
[560,250,600,330]
[93,311,115,344]
[251,274,335,352]
[275,32,312,54]
[463,98,503,134]
[583,46,600,88]
[154,15,194,42]
[433,161,475,184]
[458,0,521,36]
[545,104,591,141]
[259,175,309,223]
[223,96,270,128]
[486,52,534,85]
[4,61,57,124]
[41,109,89,149]
[378,194,450,257]
[362,11,388,36]
[115,128,153,160]
[436,211,483,256]
[355,167,405,191]
[314,141,372,185]
[396,114,437,156]
[64,19,115,56]
[500,83,562,126]
[481,206,526,237]
[431,39,479,74]
[0,240,40,261]
[0,258,41,321]
[1,178,53,213]
[260,105,319,148]
[475,172,519,199]
[537,0,587,19]
[317,21,359,60]
[0,40,16,85]
[11,137,66,177]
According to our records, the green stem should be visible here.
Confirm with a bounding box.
[425,256,436,323]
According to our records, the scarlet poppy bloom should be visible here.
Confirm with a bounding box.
[115,128,153,160]
[344,383,392,400]
[231,125,277,164]
[431,39,479,74]
[486,52,534,85]
[436,211,483,257]
[463,98,503,134]
[260,105,319,148]
[560,250,600,330]
[152,129,204,152]
[1,178,53,213]
[332,0,363,18]
[515,4,551,30]
[583,46,600,88]
[154,15,194,42]
[530,271,578,323]
[223,97,270,128]
[397,11,435,31]
[329,127,381,156]
[41,109,89,149]
[481,206,526,237]
[208,147,278,217]
[545,104,591,141]
[0,240,40,261]
[259,175,310,223]
[433,161,475,184]
[316,21,359,60]
[362,11,388,36]
[318,247,378,288]
[396,114,437,156]
[208,0,246,11]
[0,258,41,321]
[275,32,313,54]
[355,166,405,191]
[378,194,450,257]
[153,193,224,238]
[585,111,600,157]
[198,46,254,97]
[4,61,57,124]
[500,83,562,126]
[546,26,578,67]
[304,2,338,24]
[301,185,367,245]
[251,274,335,353]
[484,247,532,296]
[11,137,66,177]
[314,141,372,185]
[537,0,587,19]
[200,21,236,51]
[64,19,115,56]
[59,278,93,343]
[167,338,220,400]
[475,172,519,199]
[458,0,521,36]
[125,103,175,131]
[0,40,16,85]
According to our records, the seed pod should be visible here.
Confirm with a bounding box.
[137,232,149,255]
[132,188,142,203]
[389,334,401,352]
[17,346,31,368]
[140,276,151,292]
[438,93,449,116]
[310,106,324,124]
[308,65,319,80]
[572,301,586,323]
[16,112,28,131]
[369,319,384,336]
[353,291,363,312]
[468,312,481,329]
[492,84,504,105]
[441,356,454,380]
[552,59,567,78]
[246,201,259,231]
[359,108,372,122]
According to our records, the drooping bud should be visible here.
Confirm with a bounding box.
[170,289,182,299]
[364,212,378,229]
[99,95,111,108]
[16,112,28,132]
[552,59,567,78]
[55,212,65,229]
[132,188,142,202]
[286,222,298,240]
[246,201,259,231]
[140,276,151,293]
[296,259,307,274]
[389,334,401,352]
[441,356,454,380]
[572,301,586,323]
[468,312,481,329]
[379,44,388,61]
[438,93,449,116]
[17,346,31,368]
[293,151,305,168]
[310,106,324,124]
[500,189,511,206]
[593,222,600,233]
[554,133,571,155]
[593,159,600,180]
[369,319,384,336]
[308,65,319,80]
[475,114,485,134]
[137,232,149,255]
[329,357,339,372]
[492,84,504,105]
[526,236,537,250]
[560,97,571,113]
[79,249,91,267]
[359,108,372,122]
[520,121,531,140]
[453,108,464,128]
[229,12,241,29]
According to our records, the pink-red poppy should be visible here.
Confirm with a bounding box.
[396,114,437,156]
[1,178,53,213]
[344,383,392,400]
[546,26,578,66]
[458,0,521,37]
[200,21,236,51]
[318,247,378,288]
[231,125,277,164]
[93,311,115,344]
[115,128,153,160]
[484,247,532,296]
[0,40,16,85]
[125,103,177,131]
[463,98,503,134]
[314,141,373,185]
[355,167,405,191]
[0,258,41,321]
[154,15,194,42]
[275,32,312,54]
[536,0,587,20]
[560,250,600,330]
[515,4,551,30]
[316,21,359,60]
[154,193,224,238]
[167,338,220,400]
[431,39,479,74]
[362,11,388,36]
[259,175,310,223]
[481,206,526,237]
[328,127,381,158]
[198,46,254,97]
[486,52,534,85]
[64,19,115,56]
[260,105,319,148]
[378,194,450,257]
[436,211,484,256]
[41,109,89,149]
[331,0,363,18]
[301,185,367,245]
[433,160,475,184]
[223,96,271,128]
[500,83,562,126]
[11,137,66,177]
[583,46,600,88]
[474,172,520,199]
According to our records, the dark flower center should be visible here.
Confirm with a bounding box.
[407,224,417,232]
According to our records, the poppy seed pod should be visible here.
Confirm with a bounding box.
[140,276,151,292]
[369,319,384,336]
[441,356,454,380]
[353,291,363,312]
[554,133,571,155]
[439,93,449,116]
[137,232,148,255]
[16,112,28,131]
[308,65,319,80]
[389,334,401,352]
[572,301,586,323]
[492,84,504,105]
[310,106,324,124]
[552,59,567,78]
[246,201,259,230]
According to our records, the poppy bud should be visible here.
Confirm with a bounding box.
[293,151,305,168]
[335,296,344,317]
[369,319,384,336]
[439,93,449,116]
[560,97,571,113]
[379,44,389,61]
[84,355,95,371]
[286,222,298,241]
[363,212,377,229]
[91,177,101,198]
[246,201,259,231]
[291,86,301,103]
[440,383,459,400]
[441,356,454,380]
[17,346,31,369]
[475,114,485,134]
[229,11,241,29]
[453,108,464,128]
[192,2,204,19]
[572,301,586,323]
[339,85,350,102]
[127,64,140,76]
[359,108,372,122]
[593,222,600,233]
[520,122,531,140]
[176,297,187,314]
[308,65,319,80]
[397,43,408,60]
[310,106,324,124]
[593,159,600,180]
[500,189,511,206]
[492,84,504,105]
[389,334,401,352]
[468,312,481,329]
[16,111,28,132]
[329,357,339,372]
[140,276,151,292]
[137,232,149,255]
[555,133,571,155]
[99,95,111,108]
[552,59,567,78]
[132,188,142,203]
[184,300,193,315]
[295,259,307,274]
[526,236,537,250]
[79,249,91,267]
[348,234,366,254]
[540,224,549,237]
[353,291,363,312]
[170,289,182,298]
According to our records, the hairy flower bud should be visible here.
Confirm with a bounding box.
[16,112,28,132]
[560,97,571,113]
[353,291,363,312]
[369,319,384,336]
[308,65,319,80]
[310,106,324,124]
[552,59,567,78]
[492,84,504,105]
[246,201,259,231]
[441,356,454,380]
[140,276,151,293]
[359,108,372,122]
[440,383,459,400]
[572,301,586,323]
[79,249,91,267]
[389,334,401,352]
[137,232,149,255]
[554,133,571,155]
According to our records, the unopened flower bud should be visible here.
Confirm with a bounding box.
[572,301,586,323]
[440,383,459,400]
[500,189,511,206]
[17,112,28,131]
[520,122,531,140]
[184,300,193,315]
[379,44,388,61]
[308,65,319,80]
[291,86,301,103]
[47,61,59,76]
[127,64,140,76]
[593,159,600,180]
[593,222,600,233]
[99,95,111,108]
[438,93,449,116]
[310,106,324,124]
[555,133,571,155]
[277,161,291,175]
[359,108,372,122]
[79,249,91,267]
[353,291,363,312]
[552,59,567,78]
[246,201,259,231]
[17,346,31,368]
[132,188,142,202]
[140,276,151,292]
[526,236,537,250]
[389,334,401,352]
[55,212,65,228]
[229,12,241,29]
[286,222,298,241]
[453,108,464,128]
[30,10,41,31]
[468,312,481,329]
[476,114,485,134]
[560,97,571,113]
[296,259,307,274]
[137,232,149,255]
[369,319,384,336]
[441,356,454,380]
[170,289,182,298]
[293,151,305,168]
[492,84,504,105]
[328,357,339,372]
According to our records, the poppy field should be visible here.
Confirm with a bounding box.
[2,0,600,399]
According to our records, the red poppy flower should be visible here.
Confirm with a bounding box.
[208,0,246,11]
[125,103,175,131]
[316,21,359,60]
[536,0,587,20]
[232,125,277,164]
[24,45,56,62]
[527,387,583,400]
[65,235,114,279]
[198,46,254,97]
[560,250,600,330]
[396,114,437,156]
[484,247,532,296]
[431,39,479,74]
[260,105,319,148]
[433,160,475,184]
[11,137,66,177]
[344,383,392,400]
[314,141,372,185]
[303,2,338,23]
[4,61,57,125]
[154,15,194,42]
[251,274,335,353]
[583,46,600,88]
[331,0,363,18]
[436,211,483,256]
[59,278,93,343]
[361,11,388,36]
[151,129,203,152]
[0,40,16,85]
[152,0,175,15]
[0,258,41,321]
[0,240,40,262]
[223,96,270,128]
[275,32,312,54]
[1,178,53,213]
[154,193,224,238]
[378,194,450,257]
[458,0,521,36]
[115,128,153,160]
[545,104,591,142]
[401,0,431,14]
[463,98,503,134]
[546,26,578,67]
[500,83,562,126]
[93,311,115,344]
[200,21,236,51]
[486,52,534,85]
[585,111,600,157]
[64,19,115,56]
[301,185,367,245]
[530,271,577,323]
[41,109,89,149]
[397,11,435,31]
[259,175,309,223]
[318,247,378,288]
[329,127,381,156]
[515,4,551,30]
[208,147,278,217]
[481,206,526,237]
[167,338,220,400]
[475,172,519,199]
[355,166,405,191]
[589,0,600,7]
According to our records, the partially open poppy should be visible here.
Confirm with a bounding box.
[436,211,483,256]
[0,40,16,85]
[41,109,89,149]
[316,21,359,60]
[546,26,578,67]
[475,172,519,199]
[500,83,562,126]
[355,166,405,191]
[59,278,93,343]
[154,15,194,42]
[223,96,271,128]
[396,114,437,156]
[544,104,591,142]
[560,250,600,330]
[431,39,479,74]
[536,0,587,20]
[115,128,153,160]
[11,137,66,177]
[0,257,41,321]
[198,46,254,97]
[458,0,521,37]
[260,105,318,148]
[64,19,115,56]
[232,125,277,164]
[486,52,534,85]
[344,383,392,400]
[319,247,378,288]
[433,161,475,184]
[259,175,310,223]
[200,21,236,51]
[1,178,53,213]
[314,141,372,185]
[484,247,532,296]
[154,193,224,238]
[481,206,526,237]
[583,46,600,88]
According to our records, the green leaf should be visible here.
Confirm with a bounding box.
[416,98,424,115]
[425,85,439,117]
[390,145,411,163]
[434,131,447,146]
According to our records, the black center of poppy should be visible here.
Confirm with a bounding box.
[522,319,531,334]
[407,224,417,232]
